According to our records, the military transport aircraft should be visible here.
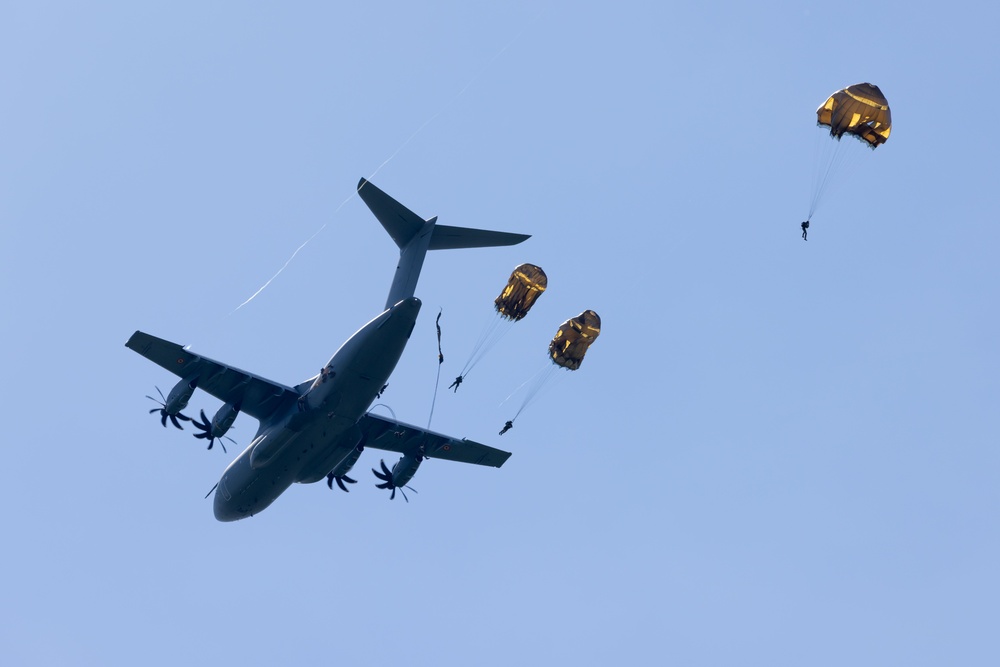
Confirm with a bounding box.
[126,178,528,521]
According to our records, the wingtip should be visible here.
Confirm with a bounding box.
[125,330,143,348]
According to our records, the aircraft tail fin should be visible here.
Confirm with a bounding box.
[357,178,529,309]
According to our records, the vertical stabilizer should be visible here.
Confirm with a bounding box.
[357,178,530,310]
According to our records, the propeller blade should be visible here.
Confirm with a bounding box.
[372,463,391,482]
[335,477,349,492]
[192,411,210,433]
[160,411,168,427]
[169,414,184,430]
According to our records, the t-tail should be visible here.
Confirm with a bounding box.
[357,178,530,310]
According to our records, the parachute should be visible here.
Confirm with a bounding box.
[502,310,602,430]
[806,82,892,223]
[816,83,892,149]
[549,310,601,370]
[452,263,547,389]
[495,264,547,321]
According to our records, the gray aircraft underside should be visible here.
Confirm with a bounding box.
[127,178,529,521]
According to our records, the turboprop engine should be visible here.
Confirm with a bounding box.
[372,454,422,502]
[147,376,198,429]
[327,441,365,492]
[192,401,240,452]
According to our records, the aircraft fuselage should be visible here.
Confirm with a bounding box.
[212,296,421,521]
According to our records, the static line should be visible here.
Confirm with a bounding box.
[232,184,360,312]
[367,403,398,422]
[232,15,537,313]
[232,223,326,312]
[427,309,445,429]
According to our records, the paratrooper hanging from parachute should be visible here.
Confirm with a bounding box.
[450,263,547,391]
[500,309,601,433]
[804,82,892,238]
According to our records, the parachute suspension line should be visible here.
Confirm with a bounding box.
[461,312,495,374]
[500,361,549,405]
[808,132,846,219]
[513,364,562,420]
[504,361,561,421]
[808,135,831,219]
[808,132,873,220]
[459,312,513,378]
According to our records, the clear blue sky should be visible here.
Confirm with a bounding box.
[3,2,998,665]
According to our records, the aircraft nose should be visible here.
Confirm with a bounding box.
[213,501,227,522]
[212,477,241,522]
[214,498,245,522]
[212,490,231,522]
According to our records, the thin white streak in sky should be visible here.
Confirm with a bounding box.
[233,12,538,313]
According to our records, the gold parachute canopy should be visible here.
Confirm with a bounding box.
[494,263,547,321]
[549,310,601,370]
[816,83,891,149]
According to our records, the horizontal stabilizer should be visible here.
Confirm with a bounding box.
[429,224,529,250]
[357,178,530,250]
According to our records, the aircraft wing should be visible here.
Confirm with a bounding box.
[358,412,511,468]
[125,330,300,423]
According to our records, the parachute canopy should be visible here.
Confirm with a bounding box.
[816,83,891,149]
[495,263,547,321]
[549,310,601,370]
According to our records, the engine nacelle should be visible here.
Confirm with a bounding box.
[388,453,422,489]
[330,441,364,478]
[165,375,198,413]
[210,401,240,437]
